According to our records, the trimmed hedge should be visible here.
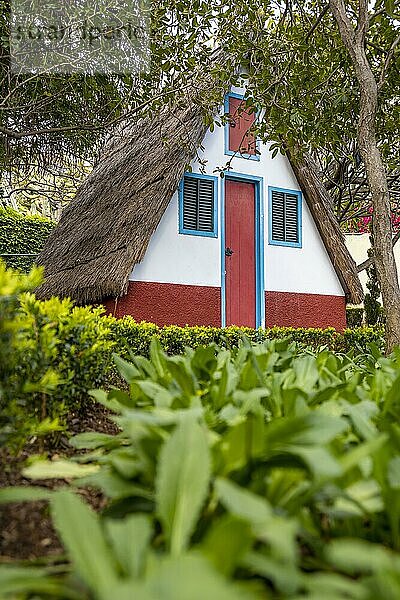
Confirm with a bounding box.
[0,263,386,447]
[0,207,55,271]
[346,306,364,328]
[110,317,384,357]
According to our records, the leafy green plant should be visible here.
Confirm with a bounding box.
[364,244,383,326]
[0,261,59,446]
[0,263,115,448]
[346,306,364,328]
[0,207,55,271]
[0,262,386,449]
[3,339,400,598]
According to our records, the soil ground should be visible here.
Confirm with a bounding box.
[0,402,118,561]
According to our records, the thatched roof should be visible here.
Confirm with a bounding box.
[36,90,217,304]
[37,71,363,306]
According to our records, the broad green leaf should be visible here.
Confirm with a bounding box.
[136,380,174,408]
[0,566,74,598]
[292,355,319,391]
[113,353,141,383]
[333,480,383,517]
[75,467,153,500]
[144,553,256,599]
[70,431,121,450]
[215,479,299,562]
[300,572,366,600]
[242,551,301,595]
[326,539,400,574]
[105,514,152,578]
[89,389,122,412]
[341,400,378,440]
[149,337,168,379]
[293,445,342,479]
[23,459,99,480]
[0,486,53,504]
[215,478,271,525]
[340,434,388,473]
[51,491,118,595]
[388,456,400,489]
[201,515,252,576]
[264,412,347,447]
[156,415,210,555]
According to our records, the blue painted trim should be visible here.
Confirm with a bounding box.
[179,172,218,238]
[221,172,265,329]
[224,93,260,162]
[268,186,302,248]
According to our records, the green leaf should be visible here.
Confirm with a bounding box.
[144,554,256,599]
[201,515,252,576]
[326,539,400,574]
[136,380,174,407]
[113,353,141,383]
[89,389,122,412]
[215,478,271,525]
[156,415,211,555]
[0,566,73,598]
[388,456,400,489]
[70,431,121,450]
[242,551,301,595]
[75,467,153,500]
[23,459,99,480]
[51,491,118,595]
[0,486,53,504]
[105,514,152,578]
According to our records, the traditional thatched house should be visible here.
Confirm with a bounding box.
[37,81,363,330]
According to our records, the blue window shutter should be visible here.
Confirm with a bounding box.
[270,188,301,247]
[182,175,215,233]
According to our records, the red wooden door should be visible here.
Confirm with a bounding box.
[225,179,256,327]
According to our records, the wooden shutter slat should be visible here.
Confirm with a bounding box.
[284,193,299,243]
[182,176,215,233]
[271,190,285,241]
[271,190,300,244]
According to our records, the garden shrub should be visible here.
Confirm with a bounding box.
[0,263,386,448]
[346,306,364,328]
[0,262,44,445]
[110,319,384,358]
[17,294,115,417]
[2,339,400,598]
[0,263,115,447]
[0,207,55,271]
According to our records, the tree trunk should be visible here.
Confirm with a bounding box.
[287,148,364,305]
[330,0,400,352]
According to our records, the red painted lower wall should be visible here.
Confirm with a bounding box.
[104,282,346,330]
[265,291,346,330]
[104,281,221,327]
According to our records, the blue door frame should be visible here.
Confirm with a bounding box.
[220,172,265,328]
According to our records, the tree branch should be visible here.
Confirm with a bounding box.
[378,32,400,90]
[356,0,369,43]
[357,229,400,272]
[305,3,330,41]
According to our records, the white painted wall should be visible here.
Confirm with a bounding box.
[131,86,344,298]
[346,234,400,298]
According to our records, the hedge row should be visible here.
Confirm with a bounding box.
[110,316,384,357]
[0,207,55,271]
[1,263,385,447]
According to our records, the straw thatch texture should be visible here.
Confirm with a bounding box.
[36,95,213,304]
